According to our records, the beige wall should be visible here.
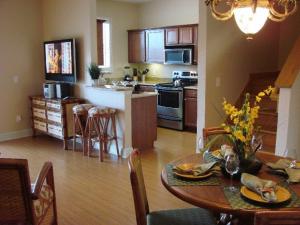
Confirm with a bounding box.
[42,0,97,86]
[97,0,139,78]
[204,8,280,127]
[0,0,44,136]
[278,10,300,69]
[138,0,199,28]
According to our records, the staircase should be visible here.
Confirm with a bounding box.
[236,71,280,153]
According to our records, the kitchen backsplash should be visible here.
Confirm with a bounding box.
[130,63,198,78]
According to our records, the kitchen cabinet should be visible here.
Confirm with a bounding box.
[128,30,146,63]
[165,25,196,46]
[30,96,84,149]
[184,89,197,131]
[132,95,157,150]
[165,28,179,45]
[146,29,165,63]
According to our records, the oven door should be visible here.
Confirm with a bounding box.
[157,88,183,119]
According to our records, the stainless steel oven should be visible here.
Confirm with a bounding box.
[156,86,184,130]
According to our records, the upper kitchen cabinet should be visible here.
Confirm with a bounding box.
[146,29,165,63]
[165,25,197,46]
[128,30,146,63]
[165,28,179,46]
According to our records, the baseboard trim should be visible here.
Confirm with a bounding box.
[0,129,32,142]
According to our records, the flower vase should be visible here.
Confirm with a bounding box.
[221,143,262,180]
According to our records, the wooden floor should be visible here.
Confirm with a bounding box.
[0,128,196,225]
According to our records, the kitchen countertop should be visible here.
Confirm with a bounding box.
[184,86,198,90]
[132,92,158,99]
[138,77,172,86]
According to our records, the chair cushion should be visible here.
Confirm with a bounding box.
[147,208,217,225]
[32,184,54,224]
[73,104,94,114]
[88,106,116,116]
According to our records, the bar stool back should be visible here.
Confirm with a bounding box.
[86,106,119,161]
[72,104,94,155]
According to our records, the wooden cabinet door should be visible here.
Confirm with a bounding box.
[179,26,194,45]
[146,29,165,63]
[193,26,198,64]
[184,89,197,129]
[128,30,146,63]
[165,28,179,46]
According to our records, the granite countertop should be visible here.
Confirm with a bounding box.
[132,92,158,99]
[184,86,198,90]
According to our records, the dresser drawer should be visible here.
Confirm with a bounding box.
[33,108,46,119]
[47,111,62,123]
[34,120,47,132]
[48,124,63,138]
[47,102,61,110]
[32,99,45,107]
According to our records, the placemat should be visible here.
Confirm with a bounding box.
[165,163,220,186]
[223,183,300,209]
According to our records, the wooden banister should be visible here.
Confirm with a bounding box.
[275,35,300,88]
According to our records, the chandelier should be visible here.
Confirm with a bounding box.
[205,0,298,37]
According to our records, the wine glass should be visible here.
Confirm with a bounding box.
[225,154,240,192]
[198,137,209,162]
[251,134,263,153]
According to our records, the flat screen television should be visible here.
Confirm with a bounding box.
[44,38,77,83]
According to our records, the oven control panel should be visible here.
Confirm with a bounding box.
[172,71,198,79]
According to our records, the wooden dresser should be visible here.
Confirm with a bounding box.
[29,96,84,149]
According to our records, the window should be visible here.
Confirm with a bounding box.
[97,19,111,71]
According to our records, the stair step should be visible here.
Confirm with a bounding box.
[257,130,276,153]
[249,95,278,111]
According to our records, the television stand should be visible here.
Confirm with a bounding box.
[29,95,84,150]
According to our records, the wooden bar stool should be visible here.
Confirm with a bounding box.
[72,104,94,155]
[86,106,119,162]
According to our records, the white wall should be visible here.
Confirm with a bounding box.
[276,74,300,159]
[97,0,139,78]
[138,0,199,28]
[0,0,44,140]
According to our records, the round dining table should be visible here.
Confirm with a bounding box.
[161,152,300,222]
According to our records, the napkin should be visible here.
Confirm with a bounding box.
[173,161,218,176]
[241,173,277,202]
[267,159,300,183]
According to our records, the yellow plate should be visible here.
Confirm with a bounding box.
[173,163,213,180]
[240,186,291,204]
[211,149,223,159]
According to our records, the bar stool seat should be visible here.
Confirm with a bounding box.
[72,104,94,155]
[86,106,119,161]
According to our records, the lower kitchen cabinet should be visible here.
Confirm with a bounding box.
[136,84,156,92]
[30,96,84,149]
[132,95,157,150]
[184,89,197,131]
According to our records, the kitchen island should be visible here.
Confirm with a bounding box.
[81,85,157,157]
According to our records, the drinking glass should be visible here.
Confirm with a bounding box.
[225,154,240,192]
[251,134,263,153]
[198,137,209,162]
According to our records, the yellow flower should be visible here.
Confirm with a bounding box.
[258,92,265,97]
[224,126,230,133]
[256,96,262,103]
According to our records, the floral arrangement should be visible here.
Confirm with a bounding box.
[221,86,274,159]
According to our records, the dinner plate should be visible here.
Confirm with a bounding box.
[173,163,213,180]
[240,186,291,204]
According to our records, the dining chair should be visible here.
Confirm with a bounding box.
[128,149,217,225]
[203,127,231,151]
[254,210,300,225]
[0,158,58,225]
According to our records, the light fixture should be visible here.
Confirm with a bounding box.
[205,0,298,38]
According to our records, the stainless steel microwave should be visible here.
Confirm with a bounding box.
[164,48,192,65]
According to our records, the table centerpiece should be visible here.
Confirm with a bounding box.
[220,86,275,177]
